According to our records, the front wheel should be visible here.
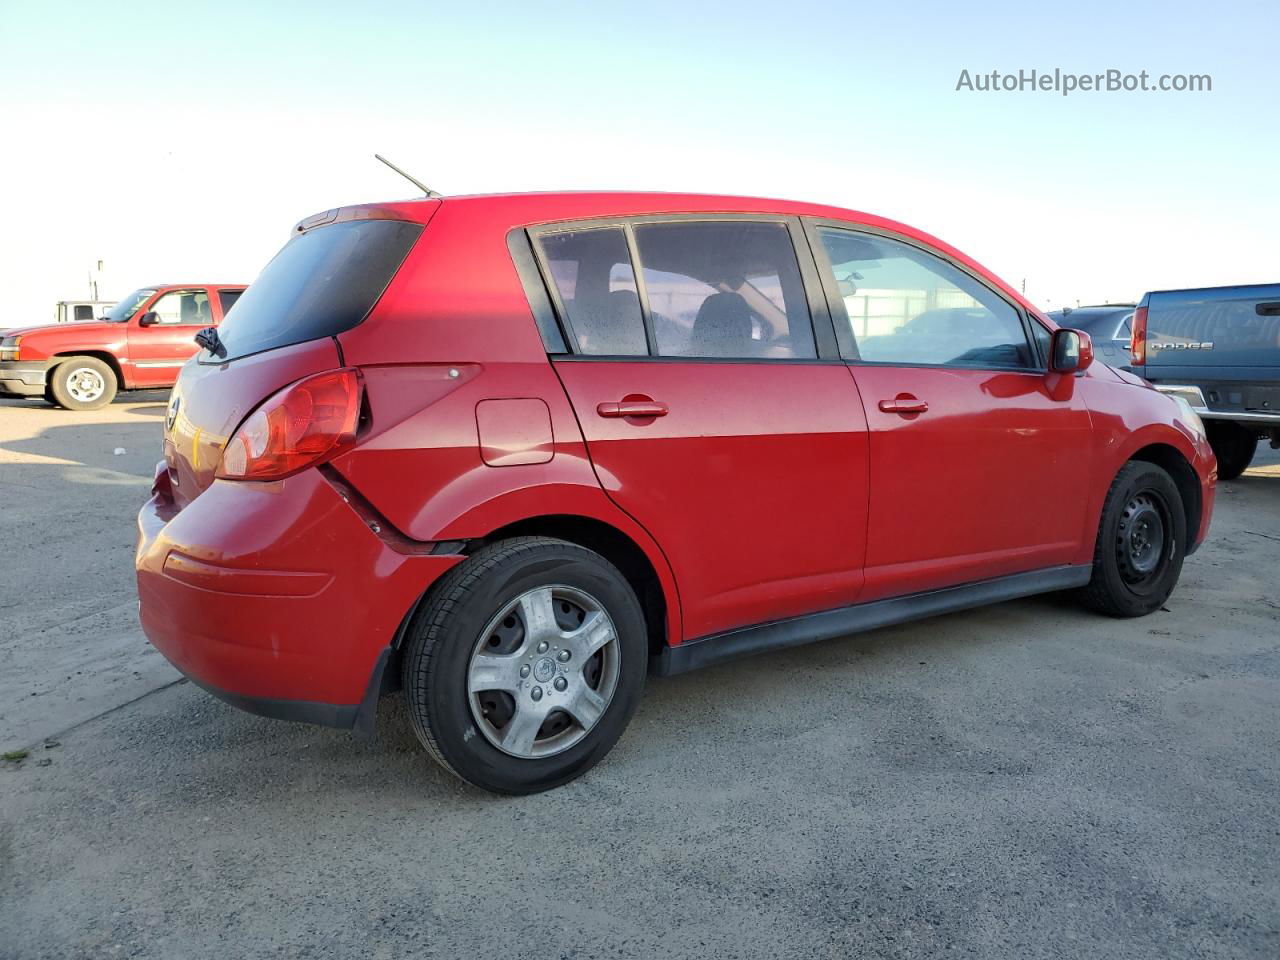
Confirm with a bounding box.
[49,356,117,411]
[401,537,648,795]
[1077,461,1186,618]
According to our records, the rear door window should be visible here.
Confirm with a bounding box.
[212,219,422,362]
[217,289,244,316]
[634,221,816,360]
[536,227,647,356]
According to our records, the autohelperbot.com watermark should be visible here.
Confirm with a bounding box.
[955,68,1212,96]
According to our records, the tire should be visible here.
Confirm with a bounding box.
[1077,461,1187,618]
[42,380,61,407]
[49,356,117,411]
[1206,421,1257,481]
[401,536,648,795]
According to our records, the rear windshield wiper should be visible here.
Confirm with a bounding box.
[194,326,227,358]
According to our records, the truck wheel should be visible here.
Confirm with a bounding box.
[401,537,648,795]
[42,379,62,407]
[1078,461,1186,618]
[1206,421,1257,480]
[49,357,117,411]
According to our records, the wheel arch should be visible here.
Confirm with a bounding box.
[51,350,125,387]
[1126,442,1201,549]
[478,514,673,659]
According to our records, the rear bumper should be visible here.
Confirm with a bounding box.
[0,361,50,396]
[136,463,463,728]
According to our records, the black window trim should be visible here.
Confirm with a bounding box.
[513,213,843,364]
[801,217,1050,375]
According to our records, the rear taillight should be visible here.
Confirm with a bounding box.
[217,368,362,480]
[1131,306,1148,365]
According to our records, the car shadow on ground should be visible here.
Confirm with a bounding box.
[124,589,1103,806]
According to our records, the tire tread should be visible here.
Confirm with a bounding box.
[401,536,626,787]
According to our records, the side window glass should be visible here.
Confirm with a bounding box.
[537,228,647,356]
[632,221,816,359]
[1030,320,1051,364]
[148,289,212,326]
[218,289,244,316]
[817,228,1032,369]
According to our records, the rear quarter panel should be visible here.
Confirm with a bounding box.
[331,200,685,643]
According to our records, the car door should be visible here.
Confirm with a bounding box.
[807,221,1094,602]
[127,287,216,387]
[531,216,870,641]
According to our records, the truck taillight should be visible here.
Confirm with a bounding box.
[1130,306,1148,365]
[217,368,362,481]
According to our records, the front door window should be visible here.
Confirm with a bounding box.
[147,290,212,326]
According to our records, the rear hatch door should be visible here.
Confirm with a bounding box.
[163,217,424,509]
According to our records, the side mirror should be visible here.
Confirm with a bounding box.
[137,311,159,327]
[1050,328,1094,374]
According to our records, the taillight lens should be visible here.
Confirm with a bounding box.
[1130,306,1148,365]
[217,368,362,480]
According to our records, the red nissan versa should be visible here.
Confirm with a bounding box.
[136,192,1217,794]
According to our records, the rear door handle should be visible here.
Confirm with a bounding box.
[597,400,668,418]
[1256,301,1280,316]
[878,397,929,414]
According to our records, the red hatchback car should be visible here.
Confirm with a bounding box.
[136,192,1216,794]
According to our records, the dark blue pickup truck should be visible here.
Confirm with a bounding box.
[1131,283,1280,479]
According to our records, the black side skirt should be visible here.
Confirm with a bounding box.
[653,565,1093,677]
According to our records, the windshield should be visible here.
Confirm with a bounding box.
[105,288,155,322]
[212,219,421,362]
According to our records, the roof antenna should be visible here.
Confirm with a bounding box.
[374,154,443,198]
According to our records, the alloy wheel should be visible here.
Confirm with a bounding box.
[467,585,620,759]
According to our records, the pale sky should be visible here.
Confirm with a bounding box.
[1,0,1276,324]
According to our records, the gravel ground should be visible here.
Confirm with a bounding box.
[1,393,1278,959]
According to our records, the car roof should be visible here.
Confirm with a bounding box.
[1048,306,1133,335]
[311,191,1044,319]
[141,283,248,290]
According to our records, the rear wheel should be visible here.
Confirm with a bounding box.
[1078,461,1186,618]
[1206,421,1257,480]
[49,356,117,411]
[401,537,648,794]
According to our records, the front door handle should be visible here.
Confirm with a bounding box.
[878,396,929,415]
[597,400,668,418]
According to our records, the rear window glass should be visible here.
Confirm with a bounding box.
[212,219,422,361]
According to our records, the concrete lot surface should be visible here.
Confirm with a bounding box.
[1,392,1278,959]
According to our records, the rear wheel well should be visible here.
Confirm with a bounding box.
[51,351,124,387]
[480,515,669,657]
[1128,443,1200,544]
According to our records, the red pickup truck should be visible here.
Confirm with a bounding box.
[0,283,246,410]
